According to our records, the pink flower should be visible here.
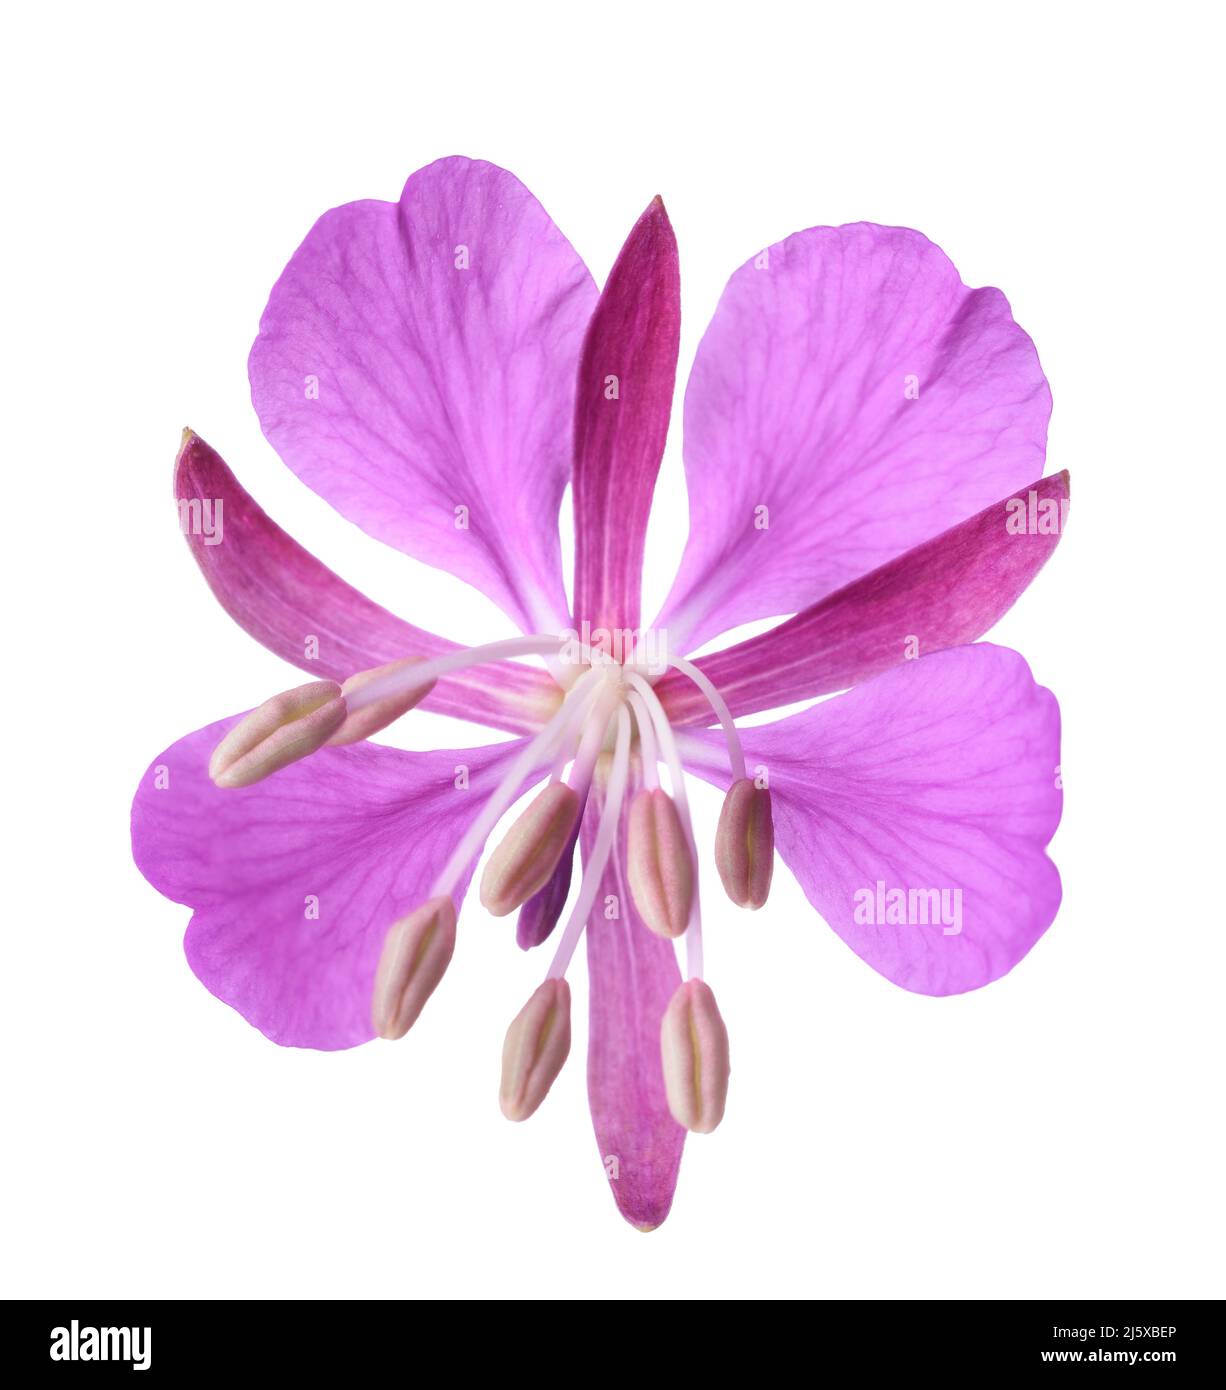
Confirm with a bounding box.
[133,157,1067,1230]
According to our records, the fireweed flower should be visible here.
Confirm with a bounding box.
[133,157,1068,1230]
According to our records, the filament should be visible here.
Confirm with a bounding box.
[666,653,746,782]
[545,705,633,981]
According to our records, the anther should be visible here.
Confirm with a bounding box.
[480,783,583,917]
[660,979,730,1134]
[714,779,774,909]
[500,978,572,1121]
[627,788,694,938]
[209,680,346,788]
[328,658,436,745]
[370,895,457,1040]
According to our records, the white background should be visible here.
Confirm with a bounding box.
[3,0,1222,1300]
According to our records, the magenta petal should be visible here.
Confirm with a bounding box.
[176,430,559,736]
[658,223,1052,653]
[584,804,686,1229]
[572,198,680,633]
[657,472,1068,724]
[132,717,532,1048]
[684,645,1062,995]
[249,156,597,633]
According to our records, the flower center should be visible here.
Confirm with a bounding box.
[207,626,772,1133]
[426,627,754,987]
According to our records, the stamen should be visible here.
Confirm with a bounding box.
[479,680,622,918]
[660,979,731,1133]
[431,667,604,902]
[566,687,621,799]
[480,782,582,917]
[627,691,659,790]
[209,680,346,788]
[344,634,571,716]
[513,672,616,946]
[371,895,457,1039]
[499,978,572,1121]
[547,675,604,783]
[625,673,705,981]
[329,658,436,745]
[626,788,694,939]
[665,653,746,782]
[545,705,633,981]
[715,778,775,909]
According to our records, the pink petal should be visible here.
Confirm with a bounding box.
[683,645,1062,995]
[132,717,533,1049]
[657,472,1068,724]
[657,223,1052,653]
[249,156,597,633]
[572,198,680,633]
[176,430,559,736]
[584,803,686,1229]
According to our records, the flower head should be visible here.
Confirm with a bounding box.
[134,157,1067,1230]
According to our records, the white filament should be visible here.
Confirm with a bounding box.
[345,634,569,713]
[628,690,659,791]
[399,631,741,990]
[666,653,746,783]
[430,670,600,901]
[567,689,620,799]
[547,671,605,782]
[545,705,632,982]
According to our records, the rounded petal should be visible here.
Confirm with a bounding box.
[658,224,1052,653]
[249,156,597,633]
[132,717,538,1048]
[683,645,1063,995]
